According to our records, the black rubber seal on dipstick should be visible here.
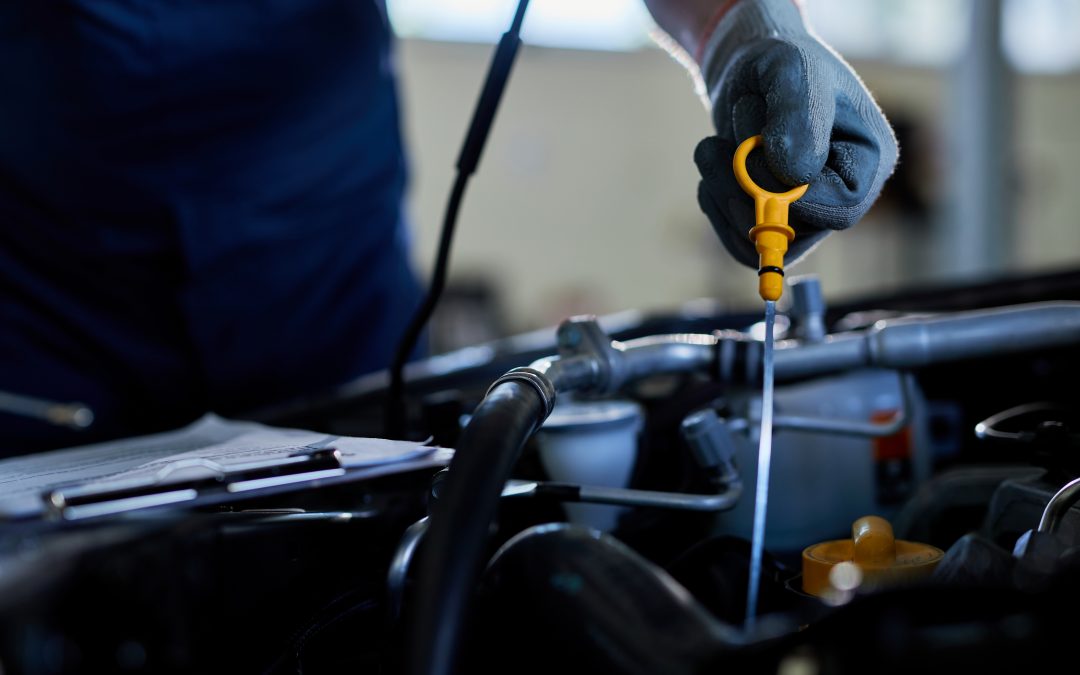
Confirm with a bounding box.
[758,266,784,277]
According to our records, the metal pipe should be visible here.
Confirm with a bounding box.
[529,355,599,393]
[502,479,743,513]
[576,482,742,512]
[775,302,1080,382]
[1037,477,1080,535]
[865,302,1080,368]
[772,412,905,438]
[774,333,867,381]
[529,334,716,394]
[769,372,915,438]
[789,275,827,343]
[534,303,1080,392]
[617,334,717,384]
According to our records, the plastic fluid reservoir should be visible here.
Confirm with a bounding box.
[802,515,943,599]
[714,368,930,552]
[536,397,643,532]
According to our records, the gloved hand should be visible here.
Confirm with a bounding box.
[694,0,898,267]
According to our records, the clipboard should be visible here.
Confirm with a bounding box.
[44,448,349,520]
[0,414,451,524]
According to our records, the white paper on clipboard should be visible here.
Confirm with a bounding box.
[0,414,438,520]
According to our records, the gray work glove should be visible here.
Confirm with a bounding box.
[694,0,899,267]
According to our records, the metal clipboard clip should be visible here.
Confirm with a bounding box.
[43,447,345,521]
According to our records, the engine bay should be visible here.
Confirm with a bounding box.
[2,269,1079,674]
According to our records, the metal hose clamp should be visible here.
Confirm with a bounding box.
[487,367,557,419]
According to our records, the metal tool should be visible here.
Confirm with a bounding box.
[0,389,94,430]
[732,134,808,629]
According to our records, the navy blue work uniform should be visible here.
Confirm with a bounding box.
[0,1,422,456]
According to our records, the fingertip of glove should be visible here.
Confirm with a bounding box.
[693,136,714,166]
[693,136,728,178]
[695,136,738,185]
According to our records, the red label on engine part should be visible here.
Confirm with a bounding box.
[873,410,911,461]
[873,410,912,505]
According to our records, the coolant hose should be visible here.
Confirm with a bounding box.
[407,371,555,675]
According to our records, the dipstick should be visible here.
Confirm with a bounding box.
[732,135,808,629]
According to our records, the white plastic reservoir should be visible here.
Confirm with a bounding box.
[715,368,930,552]
[536,397,643,532]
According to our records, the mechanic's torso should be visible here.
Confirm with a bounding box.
[0,0,419,454]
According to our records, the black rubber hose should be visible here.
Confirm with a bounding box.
[406,379,550,675]
[474,524,740,674]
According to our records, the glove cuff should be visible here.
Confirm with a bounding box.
[699,0,809,107]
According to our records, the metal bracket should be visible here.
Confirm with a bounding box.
[555,316,623,394]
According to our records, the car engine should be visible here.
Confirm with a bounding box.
[2,270,1079,674]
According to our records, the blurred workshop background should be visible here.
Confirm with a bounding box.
[387,0,1080,353]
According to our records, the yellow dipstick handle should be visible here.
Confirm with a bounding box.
[732,135,809,302]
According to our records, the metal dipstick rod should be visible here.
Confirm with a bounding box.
[732,135,808,629]
[746,299,776,628]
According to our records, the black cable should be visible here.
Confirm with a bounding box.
[386,0,531,439]
[385,175,467,438]
[509,0,529,35]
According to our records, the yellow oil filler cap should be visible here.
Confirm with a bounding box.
[801,516,944,598]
